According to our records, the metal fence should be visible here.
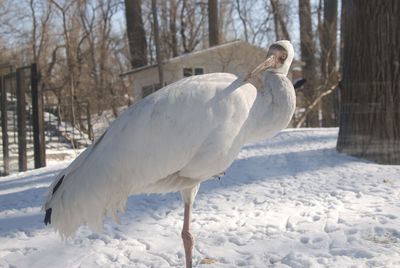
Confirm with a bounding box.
[0,64,44,175]
[0,63,93,176]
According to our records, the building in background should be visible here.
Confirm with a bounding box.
[122,40,301,104]
[122,41,266,101]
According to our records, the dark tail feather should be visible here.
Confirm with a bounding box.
[44,175,65,225]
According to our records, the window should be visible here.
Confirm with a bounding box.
[183,67,204,77]
[142,85,153,98]
[194,68,204,75]
[142,84,161,98]
[183,68,193,77]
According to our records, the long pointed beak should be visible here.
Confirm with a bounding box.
[245,55,276,81]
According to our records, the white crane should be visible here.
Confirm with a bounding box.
[43,40,295,268]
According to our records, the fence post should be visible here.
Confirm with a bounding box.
[0,76,10,175]
[31,63,46,168]
[86,102,93,141]
[16,67,27,171]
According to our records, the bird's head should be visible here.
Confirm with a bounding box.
[266,40,294,76]
[245,40,294,80]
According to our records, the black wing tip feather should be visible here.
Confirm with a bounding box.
[52,175,65,195]
[44,208,52,225]
[44,175,65,226]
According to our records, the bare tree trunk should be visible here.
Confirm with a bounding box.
[79,1,101,111]
[29,0,52,97]
[152,0,164,86]
[179,0,204,53]
[208,0,219,47]
[169,0,178,57]
[235,0,248,42]
[124,0,147,68]
[270,0,290,41]
[160,0,170,58]
[319,0,338,126]
[299,0,319,127]
[337,0,400,164]
[29,0,38,62]
[51,0,77,132]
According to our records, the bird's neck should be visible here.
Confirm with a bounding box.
[245,73,296,143]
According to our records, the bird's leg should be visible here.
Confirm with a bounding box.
[180,184,199,268]
[182,202,194,268]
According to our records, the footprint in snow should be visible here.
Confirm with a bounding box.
[300,237,310,244]
[363,227,400,245]
[2,247,38,256]
[313,215,321,221]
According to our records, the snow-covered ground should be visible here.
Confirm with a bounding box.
[1,128,399,268]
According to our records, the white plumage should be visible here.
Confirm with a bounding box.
[44,40,295,267]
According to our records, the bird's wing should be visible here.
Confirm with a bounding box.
[44,73,257,236]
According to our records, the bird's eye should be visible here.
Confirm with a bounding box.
[281,54,287,60]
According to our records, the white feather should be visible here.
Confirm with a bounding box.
[44,41,296,238]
